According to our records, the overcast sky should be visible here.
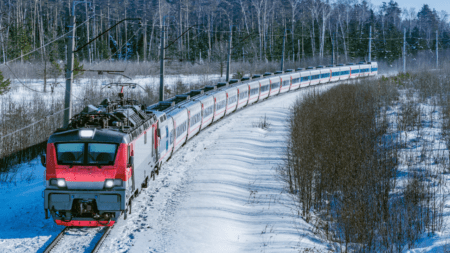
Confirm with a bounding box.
[369,0,450,20]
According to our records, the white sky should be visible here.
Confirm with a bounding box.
[369,0,450,20]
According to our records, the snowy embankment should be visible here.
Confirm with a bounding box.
[392,92,450,252]
[0,83,335,253]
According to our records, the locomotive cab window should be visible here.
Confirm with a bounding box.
[87,143,117,165]
[56,143,117,165]
[56,143,84,165]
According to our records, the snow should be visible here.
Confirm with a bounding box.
[100,84,336,253]
[389,92,450,252]
[3,74,223,103]
[1,77,450,252]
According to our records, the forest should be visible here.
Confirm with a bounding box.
[0,0,448,67]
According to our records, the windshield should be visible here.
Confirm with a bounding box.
[56,143,117,166]
[87,143,117,165]
[56,143,84,165]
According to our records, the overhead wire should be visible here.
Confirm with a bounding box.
[1,16,95,66]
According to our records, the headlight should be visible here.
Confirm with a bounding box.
[104,179,122,188]
[105,179,114,188]
[79,129,94,138]
[50,178,66,188]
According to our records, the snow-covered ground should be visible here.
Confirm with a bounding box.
[1,74,224,109]
[0,83,334,253]
[391,92,450,252]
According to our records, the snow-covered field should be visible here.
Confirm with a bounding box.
[1,77,450,252]
[1,74,223,107]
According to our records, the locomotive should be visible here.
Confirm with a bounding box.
[42,62,378,227]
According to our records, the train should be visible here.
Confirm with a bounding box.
[42,61,378,227]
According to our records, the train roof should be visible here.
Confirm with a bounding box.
[48,127,130,144]
[51,92,156,143]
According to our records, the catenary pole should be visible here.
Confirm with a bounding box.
[63,1,90,128]
[159,19,166,101]
[226,25,232,82]
[281,29,286,71]
[368,26,372,62]
[63,14,76,128]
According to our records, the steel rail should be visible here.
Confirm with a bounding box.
[43,227,71,253]
[91,226,114,253]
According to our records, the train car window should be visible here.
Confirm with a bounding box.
[166,127,169,150]
[271,82,280,89]
[145,131,147,144]
[301,76,310,82]
[292,78,300,84]
[261,85,269,92]
[56,143,84,165]
[170,129,175,144]
[228,95,237,104]
[176,122,187,138]
[204,105,214,116]
[239,90,248,99]
[216,100,226,110]
[311,74,320,80]
[87,143,117,165]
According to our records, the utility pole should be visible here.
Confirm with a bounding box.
[226,25,232,82]
[159,20,165,101]
[281,29,286,71]
[331,33,334,65]
[63,15,76,128]
[403,28,406,73]
[368,26,372,62]
[64,1,90,128]
[436,30,439,69]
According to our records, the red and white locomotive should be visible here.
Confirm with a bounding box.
[43,62,378,227]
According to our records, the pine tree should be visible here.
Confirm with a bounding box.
[0,70,11,95]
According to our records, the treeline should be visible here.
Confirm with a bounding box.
[0,0,449,66]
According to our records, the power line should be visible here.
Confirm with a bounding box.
[1,16,94,66]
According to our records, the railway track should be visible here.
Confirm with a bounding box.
[43,225,113,253]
